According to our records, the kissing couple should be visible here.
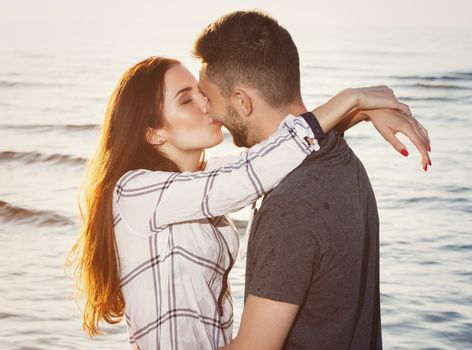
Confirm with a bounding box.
[69,10,431,350]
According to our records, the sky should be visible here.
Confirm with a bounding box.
[1,0,471,28]
[1,0,471,56]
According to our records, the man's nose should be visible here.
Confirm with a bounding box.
[198,94,208,114]
[197,94,209,114]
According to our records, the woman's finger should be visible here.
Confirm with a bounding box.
[371,122,408,156]
[417,121,431,151]
[397,124,431,171]
[383,129,409,156]
[410,119,429,149]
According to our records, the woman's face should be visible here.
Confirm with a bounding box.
[159,64,224,151]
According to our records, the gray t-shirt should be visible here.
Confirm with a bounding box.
[245,131,382,350]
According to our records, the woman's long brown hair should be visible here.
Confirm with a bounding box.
[66,56,180,336]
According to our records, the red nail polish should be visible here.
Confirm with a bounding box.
[400,149,409,157]
[427,145,431,152]
[423,164,428,172]
[428,159,432,166]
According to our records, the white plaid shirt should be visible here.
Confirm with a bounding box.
[112,114,319,350]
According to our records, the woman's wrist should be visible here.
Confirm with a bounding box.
[343,88,362,110]
[312,88,359,134]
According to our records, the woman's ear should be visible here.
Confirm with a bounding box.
[145,127,167,146]
[233,88,253,117]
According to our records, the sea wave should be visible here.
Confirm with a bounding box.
[0,80,73,88]
[392,72,472,82]
[395,83,472,90]
[0,151,87,166]
[303,65,342,71]
[0,200,75,226]
[398,96,462,102]
[0,124,100,132]
[0,312,18,320]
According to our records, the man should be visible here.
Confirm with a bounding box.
[193,11,430,349]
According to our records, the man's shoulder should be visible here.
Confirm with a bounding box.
[262,156,325,206]
[259,131,359,211]
[256,169,319,224]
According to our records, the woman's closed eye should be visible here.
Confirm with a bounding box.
[180,96,193,105]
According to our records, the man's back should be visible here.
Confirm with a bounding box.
[245,131,382,349]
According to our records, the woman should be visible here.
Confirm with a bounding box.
[68,56,429,349]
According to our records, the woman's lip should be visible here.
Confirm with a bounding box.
[208,117,222,127]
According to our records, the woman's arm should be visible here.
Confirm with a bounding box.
[312,85,411,134]
[333,107,431,170]
[206,86,430,170]
[312,86,431,170]
[114,114,318,235]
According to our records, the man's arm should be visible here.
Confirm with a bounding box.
[219,195,318,350]
[221,295,299,350]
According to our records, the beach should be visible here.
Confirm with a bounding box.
[1,13,472,350]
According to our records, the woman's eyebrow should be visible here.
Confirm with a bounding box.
[174,86,192,98]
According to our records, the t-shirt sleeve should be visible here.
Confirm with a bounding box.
[246,195,321,305]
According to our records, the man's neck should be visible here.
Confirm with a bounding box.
[255,99,308,144]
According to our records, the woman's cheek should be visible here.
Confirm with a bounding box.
[177,124,209,149]
[171,111,217,148]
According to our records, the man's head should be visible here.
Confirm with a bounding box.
[193,10,303,147]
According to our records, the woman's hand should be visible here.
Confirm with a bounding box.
[361,108,432,171]
[313,85,410,135]
[348,85,411,116]
[312,86,432,170]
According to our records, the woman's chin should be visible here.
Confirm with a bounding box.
[206,133,225,149]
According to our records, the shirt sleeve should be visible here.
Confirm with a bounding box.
[204,152,245,171]
[114,114,319,235]
[246,195,321,305]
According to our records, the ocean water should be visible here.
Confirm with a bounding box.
[1,22,471,350]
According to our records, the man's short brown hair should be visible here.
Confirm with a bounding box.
[193,10,301,108]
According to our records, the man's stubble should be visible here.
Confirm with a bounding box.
[223,105,250,148]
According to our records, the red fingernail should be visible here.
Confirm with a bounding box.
[400,149,409,157]
[427,145,431,152]
[423,164,428,172]
[428,159,432,166]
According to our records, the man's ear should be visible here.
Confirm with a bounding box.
[232,88,253,117]
[145,127,167,146]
